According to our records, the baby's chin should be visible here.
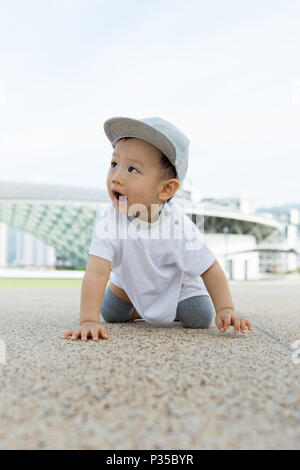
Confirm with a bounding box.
[111,193,154,219]
[112,196,138,216]
[113,200,128,214]
[119,206,147,221]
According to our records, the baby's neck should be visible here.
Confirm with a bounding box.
[132,202,165,224]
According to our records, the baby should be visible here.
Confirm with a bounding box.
[63,116,252,341]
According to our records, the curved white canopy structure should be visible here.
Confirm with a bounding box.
[0,181,282,267]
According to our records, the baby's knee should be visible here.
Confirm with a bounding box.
[181,309,214,328]
[176,295,215,329]
[101,306,134,323]
[101,287,134,323]
[101,310,131,323]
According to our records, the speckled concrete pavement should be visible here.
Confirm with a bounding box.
[0,279,300,450]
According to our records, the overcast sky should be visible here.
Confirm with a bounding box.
[0,0,299,208]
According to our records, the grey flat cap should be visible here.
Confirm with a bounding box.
[103,116,190,183]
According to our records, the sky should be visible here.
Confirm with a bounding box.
[0,0,300,209]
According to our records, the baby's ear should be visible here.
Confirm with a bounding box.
[160,179,180,200]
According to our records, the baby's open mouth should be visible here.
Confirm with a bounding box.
[113,191,127,201]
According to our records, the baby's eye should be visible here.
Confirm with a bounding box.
[128,166,138,173]
[111,161,117,168]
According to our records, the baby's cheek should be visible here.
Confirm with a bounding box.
[130,189,144,206]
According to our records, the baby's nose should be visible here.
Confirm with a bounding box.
[112,170,125,184]
[112,178,125,188]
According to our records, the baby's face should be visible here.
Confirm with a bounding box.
[106,137,165,220]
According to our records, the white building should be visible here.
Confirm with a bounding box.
[1,224,56,269]
[257,208,299,274]
[174,188,280,281]
[205,233,259,280]
[0,222,8,267]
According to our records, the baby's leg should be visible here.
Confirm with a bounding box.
[175,295,215,328]
[101,286,135,323]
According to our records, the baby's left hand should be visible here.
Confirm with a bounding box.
[215,309,253,334]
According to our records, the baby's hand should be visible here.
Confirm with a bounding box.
[215,309,252,334]
[62,321,108,341]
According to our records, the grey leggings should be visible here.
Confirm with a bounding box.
[101,286,215,328]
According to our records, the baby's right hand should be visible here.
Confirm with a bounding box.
[62,321,108,341]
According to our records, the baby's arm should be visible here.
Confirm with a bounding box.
[62,255,111,341]
[201,259,252,334]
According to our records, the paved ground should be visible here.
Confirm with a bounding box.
[0,279,300,450]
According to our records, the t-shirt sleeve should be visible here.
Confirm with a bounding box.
[88,206,117,263]
[176,214,216,277]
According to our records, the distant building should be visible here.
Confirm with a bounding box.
[175,177,202,202]
[256,208,299,274]
[5,225,56,269]
[0,180,287,279]
[174,187,280,281]
[191,192,300,276]
[201,195,255,215]
[0,222,8,268]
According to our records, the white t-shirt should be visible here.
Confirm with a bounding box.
[88,200,216,325]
